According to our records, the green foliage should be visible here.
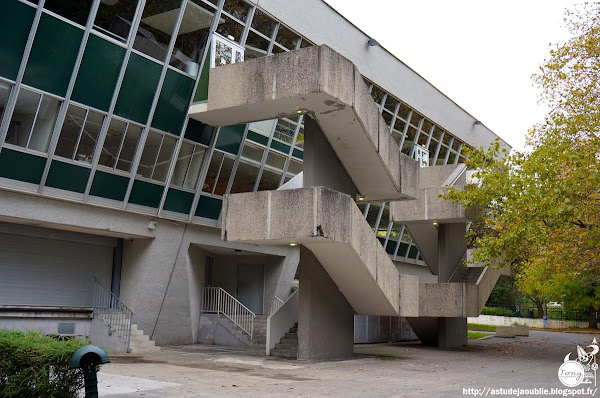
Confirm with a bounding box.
[467,332,489,340]
[0,329,86,397]
[467,323,496,332]
[481,306,515,317]
[443,3,600,328]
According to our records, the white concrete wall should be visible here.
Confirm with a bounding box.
[468,315,590,329]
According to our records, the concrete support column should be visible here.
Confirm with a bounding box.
[303,117,357,197]
[406,317,467,348]
[298,247,354,360]
[437,222,467,283]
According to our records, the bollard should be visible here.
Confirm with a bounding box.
[543,315,548,328]
[70,345,110,398]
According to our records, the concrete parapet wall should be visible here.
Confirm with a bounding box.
[468,315,590,329]
[190,45,419,201]
[223,187,412,316]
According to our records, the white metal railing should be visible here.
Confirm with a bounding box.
[199,287,255,339]
[270,296,285,315]
[92,277,134,353]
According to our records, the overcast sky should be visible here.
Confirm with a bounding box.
[323,0,580,151]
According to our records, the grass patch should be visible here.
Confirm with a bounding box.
[467,323,496,332]
[468,332,490,340]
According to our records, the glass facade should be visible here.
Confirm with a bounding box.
[0,0,476,263]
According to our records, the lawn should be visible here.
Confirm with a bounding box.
[467,323,496,332]
[468,331,490,340]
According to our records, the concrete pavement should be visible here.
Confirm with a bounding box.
[97,330,600,397]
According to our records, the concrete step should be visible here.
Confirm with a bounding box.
[130,333,150,343]
[271,348,297,358]
[129,345,161,354]
[275,342,297,350]
[285,332,298,339]
[279,337,297,345]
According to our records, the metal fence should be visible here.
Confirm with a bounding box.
[486,304,596,322]
[92,277,134,353]
[199,287,255,339]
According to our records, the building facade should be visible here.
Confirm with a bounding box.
[0,0,509,355]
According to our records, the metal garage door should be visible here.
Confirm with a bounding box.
[0,223,115,307]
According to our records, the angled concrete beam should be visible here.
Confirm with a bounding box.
[222,187,422,316]
[189,45,418,201]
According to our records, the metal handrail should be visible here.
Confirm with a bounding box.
[199,287,255,339]
[92,277,134,353]
[270,296,285,315]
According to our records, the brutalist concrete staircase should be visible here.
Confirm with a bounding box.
[217,314,268,348]
[271,323,298,359]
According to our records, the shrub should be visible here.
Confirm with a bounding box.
[0,329,86,398]
[481,306,515,317]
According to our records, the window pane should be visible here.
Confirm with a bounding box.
[266,151,286,169]
[241,142,263,162]
[29,95,60,152]
[100,118,127,168]
[0,82,12,131]
[75,109,104,163]
[138,130,162,178]
[170,1,214,74]
[223,0,250,22]
[152,134,176,181]
[134,0,180,62]
[7,88,40,147]
[44,0,93,26]
[230,159,259,193]
[216,15,244,43]
[287,159,302,175]
[251,9,276,37]
[245,30,270,60]
[172,141,193,186]
[185,146,205,189]
[275,25,299,50]
[202,150,222,193]
[257,167,281,191]
[55,104,86,160]
[94,0,138,41]
[214,155,234,195]
[117,124,142,172]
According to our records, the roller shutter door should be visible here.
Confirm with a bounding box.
[0,225,115,307]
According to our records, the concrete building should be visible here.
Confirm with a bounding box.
[0,0,510,357]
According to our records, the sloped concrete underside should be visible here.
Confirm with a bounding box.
[189,45,418,202]
[222,187,414,316]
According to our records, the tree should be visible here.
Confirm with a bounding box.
[444,3,600,328]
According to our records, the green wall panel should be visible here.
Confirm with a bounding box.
[270,140,290,154]
[128,179,164,208]
[72,35,125,111]
[152,69,195,135]
[163,188,194,214]
[0,1,35,80]
[215,124,245,155]
[195,195,222,220]
[45,160,91,193]
[0,148,46,184]
[192,47,210,102]
[184,119,214,145]
[89,170,129,201]
[292,148,303,159]
[114,53,162,124]
[23,14,83,96]
[247,131,268,146]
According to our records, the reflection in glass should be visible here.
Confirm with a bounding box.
[6,88,60,153]
[0,82,11,123]
[287,159,302,175]
[172,141,206,189]
[94,0,139,42]
[245,30,269,59]
[134,0,180,62]
[251,9,276,37]
[55,105,104,163]
[230,158,259,193]
[257,167,282,191]
[170,0,215,75]
[275,25,299,50]
[44,0,93,26]
[76,110,104,163]
[216,15,244,43]
[222,0,250,22]
[100,118,143,172]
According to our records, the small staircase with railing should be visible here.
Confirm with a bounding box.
[92,278,159,354]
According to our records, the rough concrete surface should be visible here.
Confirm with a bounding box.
[97,331,599,397]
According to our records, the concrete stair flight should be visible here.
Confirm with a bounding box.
[128,323,161,354]
[462,267,484,284]
[271,323,298,359]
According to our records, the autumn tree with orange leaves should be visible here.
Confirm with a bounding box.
[445,3,600,328]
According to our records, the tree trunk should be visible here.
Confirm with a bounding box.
[535,300,544,319]
[589,308,597,329]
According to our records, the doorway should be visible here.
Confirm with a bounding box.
[236,263,264,314]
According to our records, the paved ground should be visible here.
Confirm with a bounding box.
[97,331,600,397]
